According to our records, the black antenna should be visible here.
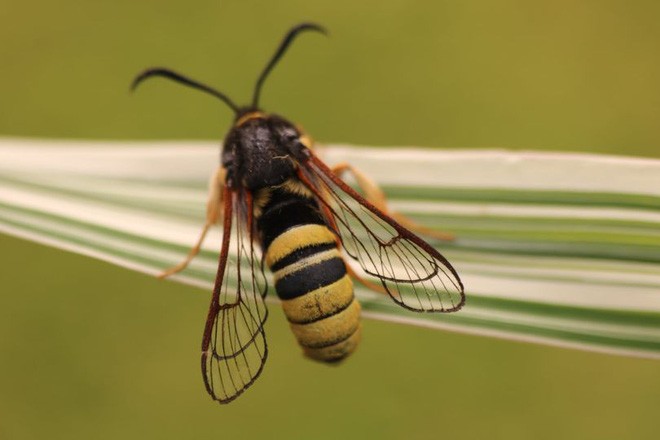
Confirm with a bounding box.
[131,68,240,114]
[251,22,327,108]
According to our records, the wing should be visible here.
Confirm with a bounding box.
[297,152,465,313]
[201,187,269,404]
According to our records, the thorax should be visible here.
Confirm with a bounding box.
[221,112,304,190]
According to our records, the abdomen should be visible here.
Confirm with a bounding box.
[257,185,361,363]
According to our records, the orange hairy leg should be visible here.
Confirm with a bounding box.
[158,167,227,279]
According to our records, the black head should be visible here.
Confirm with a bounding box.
[132,23,326,190]
[130,22,327,119]
[221,114,307,190]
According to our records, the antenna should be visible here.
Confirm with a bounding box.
[131,68,240,114]
[251,22,327,108]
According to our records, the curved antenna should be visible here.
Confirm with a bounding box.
[131,68,240,114]
[251,22,327,108]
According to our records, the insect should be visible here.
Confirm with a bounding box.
[132,22,465,404]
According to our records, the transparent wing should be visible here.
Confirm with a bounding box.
[201,188,269,404]
[298,153,465,312]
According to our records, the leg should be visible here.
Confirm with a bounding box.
[158,167,226,279]
[331,163,455,241]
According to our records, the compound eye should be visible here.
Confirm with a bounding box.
[221,149,235,168]
[280,127,299,142]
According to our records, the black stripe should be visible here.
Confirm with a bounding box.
[286,295,355,325]
[275,257,346,300]
[258,188,326,251]
[321,356,347,364]
[270,242,337,272]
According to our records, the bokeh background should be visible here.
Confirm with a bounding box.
[1,1,659,439]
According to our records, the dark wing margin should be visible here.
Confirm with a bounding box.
[297,152,465,313]
[201,187,269,404]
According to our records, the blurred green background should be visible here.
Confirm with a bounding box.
[1,1,659,439]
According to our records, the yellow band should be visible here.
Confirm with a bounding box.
[265,224,337,268]
[281,275,354,323]
[290,299,361,348]
[303,326,361,362]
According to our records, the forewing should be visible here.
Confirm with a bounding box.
[298,153,465,313]
[201,188,269,404]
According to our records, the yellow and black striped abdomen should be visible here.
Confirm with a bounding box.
[257,186,361,363]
